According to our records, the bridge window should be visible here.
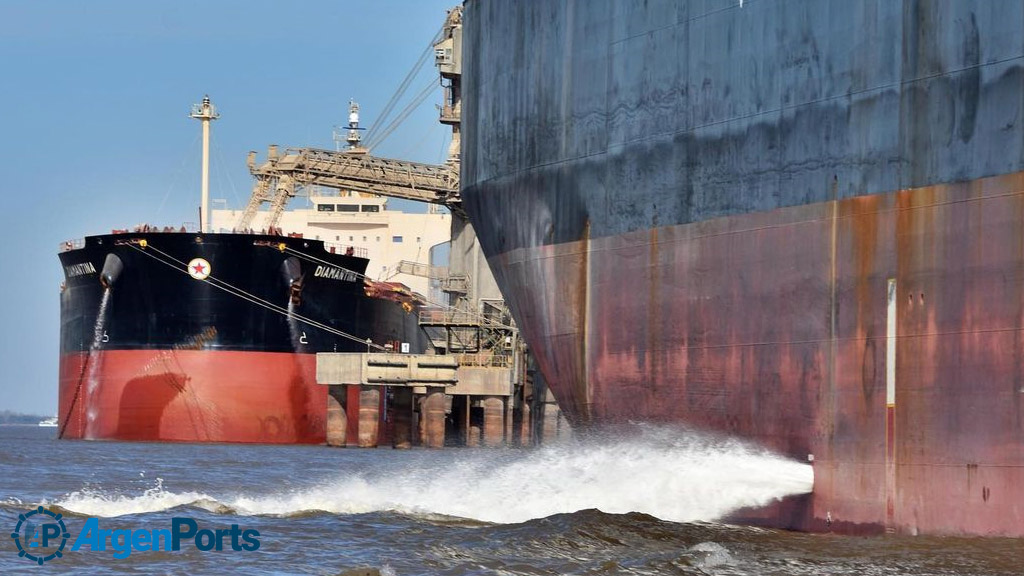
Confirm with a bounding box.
[317,204,335,212]
[361,205,380,213]
[337,204,359,212]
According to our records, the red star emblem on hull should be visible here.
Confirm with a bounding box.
[187,258,211,280]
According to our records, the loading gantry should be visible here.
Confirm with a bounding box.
[238,144,461,231]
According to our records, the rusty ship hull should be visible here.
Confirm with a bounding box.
[460,0,1024,535]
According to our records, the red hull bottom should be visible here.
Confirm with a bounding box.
[58,350,326,444]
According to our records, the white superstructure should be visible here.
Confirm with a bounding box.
[211,193,450,298]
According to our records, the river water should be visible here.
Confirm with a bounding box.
[0,425,1018,575]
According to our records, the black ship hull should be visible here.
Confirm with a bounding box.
[58,232,427,443]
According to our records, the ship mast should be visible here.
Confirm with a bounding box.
[346,100,365,151]
[334,99,366,152]
[190,95,220,233]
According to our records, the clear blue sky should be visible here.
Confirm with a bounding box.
[0,0,457,415]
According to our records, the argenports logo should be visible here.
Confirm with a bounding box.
[10,507,70,565]
[9,507,260,564]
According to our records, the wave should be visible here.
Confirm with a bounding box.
[46,425,813,524]
[45,478,225,517]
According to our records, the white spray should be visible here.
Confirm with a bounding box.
[287,299,303,351]
[53,426,813,524]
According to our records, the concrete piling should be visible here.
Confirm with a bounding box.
[391,387,413,449]
[326,386,348,447]
[418,387,446,448]
[519,402,531,446]
[482,396,504,447]
[357,385,380,448]
[541,404,559,444]
[505,397,514,445]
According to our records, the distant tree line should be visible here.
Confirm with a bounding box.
[0,410,48,425]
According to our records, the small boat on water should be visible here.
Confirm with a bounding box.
[38,417,57,427]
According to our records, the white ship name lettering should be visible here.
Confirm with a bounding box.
[314,265,357,282]
[65,262,98,278]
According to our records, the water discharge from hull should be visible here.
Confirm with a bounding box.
[83,287,112,439]
[286,299,303,351]
[50,425,812,523]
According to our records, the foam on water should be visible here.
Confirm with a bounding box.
[688,541,735,569]
[50,425,813,524]
[50,478,222,517]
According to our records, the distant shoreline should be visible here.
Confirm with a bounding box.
[0,411,55,426]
